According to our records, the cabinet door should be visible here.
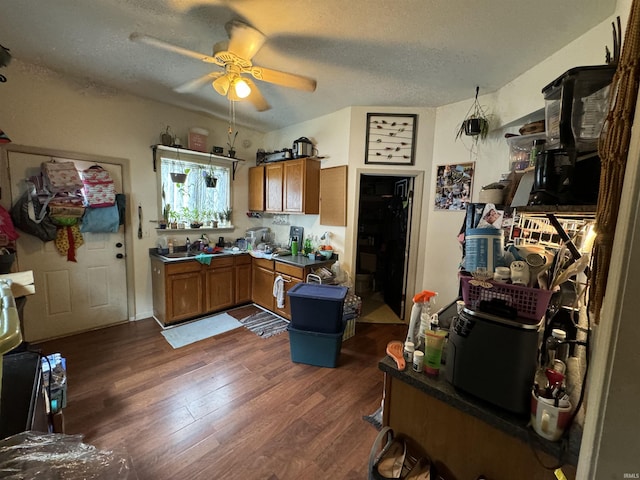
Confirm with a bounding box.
[167,269,204,323]
[265,163,283,212]
[252,265,274,311]
[274,274,302,320]
[320,165,347,225]
[204,266,235,312]
[283,160,304,213]
[248,165,265,211]
[284,158,320,214]
[151,258,167,324]
[235,262,252,304]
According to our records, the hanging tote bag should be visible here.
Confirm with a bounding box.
[9,184,57,242]
[42,160,84,195]
[80,165,116,208]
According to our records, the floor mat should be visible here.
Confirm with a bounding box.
[161,313,242,348]
[237,309,289,338]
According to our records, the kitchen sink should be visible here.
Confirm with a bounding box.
[162,251,197,259]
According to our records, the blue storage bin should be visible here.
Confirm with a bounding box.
[287,283,348,333]
[287,324,344,368]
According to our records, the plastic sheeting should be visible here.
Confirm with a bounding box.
[0,431,134,479]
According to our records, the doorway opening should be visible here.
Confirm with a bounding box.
[356,174,414,323]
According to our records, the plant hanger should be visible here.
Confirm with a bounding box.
[456,86,489,141]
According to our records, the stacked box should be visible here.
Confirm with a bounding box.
[42,353,67,413]
[342,293,361,341]
[288,325,344,368]
[288,283,348,333]
[287,283,349,367]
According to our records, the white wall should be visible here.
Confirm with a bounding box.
[263,105,437,317]
[0,60,264,320]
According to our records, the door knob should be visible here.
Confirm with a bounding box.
[116,253,124,259]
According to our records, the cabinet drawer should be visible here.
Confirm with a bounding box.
[275,262,304,279]
[165,261,202,275]
[209,256,234,268]
[234,254,252,265]
[253,257,274,270]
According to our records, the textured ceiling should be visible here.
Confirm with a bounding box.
[0,0,617,132]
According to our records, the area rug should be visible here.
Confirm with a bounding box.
[161,312,242,349]
[237,309,289,338]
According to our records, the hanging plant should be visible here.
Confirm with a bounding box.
[202,156,218,188]
[170,159,188,183]
[456,86,490,141]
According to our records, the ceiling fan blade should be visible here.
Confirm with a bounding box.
[129,32,222,65]
[249,66,316,92]
[174,72,223,93]
[225,20,266,61]
[243,78,270,111]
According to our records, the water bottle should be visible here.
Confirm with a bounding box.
[545,328,568,367]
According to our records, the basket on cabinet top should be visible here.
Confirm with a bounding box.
[459,273,553,321]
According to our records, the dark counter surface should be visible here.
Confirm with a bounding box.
[379,356,582,465]
[149,248,336,269]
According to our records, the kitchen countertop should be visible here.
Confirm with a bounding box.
[149,248,336,268]
[379,356,582,465]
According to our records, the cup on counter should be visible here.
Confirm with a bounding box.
[530,392,572,441]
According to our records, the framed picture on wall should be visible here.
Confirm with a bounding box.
[434,162,474,211]
[365,113,417,165]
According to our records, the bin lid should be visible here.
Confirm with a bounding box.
[287,283,348,301]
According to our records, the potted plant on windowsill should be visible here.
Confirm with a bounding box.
[456,86,490,141]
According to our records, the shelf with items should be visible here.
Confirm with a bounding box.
[506,132,547,173]
[510,208,595,251]
[151,144,245,180]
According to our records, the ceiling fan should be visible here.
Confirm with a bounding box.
[130,20,317,112]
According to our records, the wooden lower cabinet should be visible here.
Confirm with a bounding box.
[234,255,252,304]
[204,256,235,312]
[151,258,204,325]
[273,262,305,320]
[152,254,251,326]
[251,257,275,311]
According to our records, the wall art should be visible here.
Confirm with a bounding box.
[434,162,474,211]
[365,113,417,165]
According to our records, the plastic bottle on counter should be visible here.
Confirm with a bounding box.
[545,328,568,367]
[168,238,174,254]
[403,341,415,363]
[412,351,424,372]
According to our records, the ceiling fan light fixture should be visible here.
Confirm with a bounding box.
[212,75,230,95]
[234,77,251,99]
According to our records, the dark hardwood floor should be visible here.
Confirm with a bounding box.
[34,309,407,479]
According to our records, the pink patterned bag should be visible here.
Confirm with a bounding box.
[42,160,84,195]
[80,166,116,208]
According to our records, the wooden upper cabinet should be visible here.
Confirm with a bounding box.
[265,163,283,212]
[320,165,347,226]
[248,166,265,211]
[284,158,320,214]
[259,158,320,214]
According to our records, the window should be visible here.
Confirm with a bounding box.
[159,155,231,226]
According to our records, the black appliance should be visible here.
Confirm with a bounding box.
[288,226,303,249]
[445,307,542,415]
[529,65,615,206]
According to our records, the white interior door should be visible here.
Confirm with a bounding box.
[7,151,128,342]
